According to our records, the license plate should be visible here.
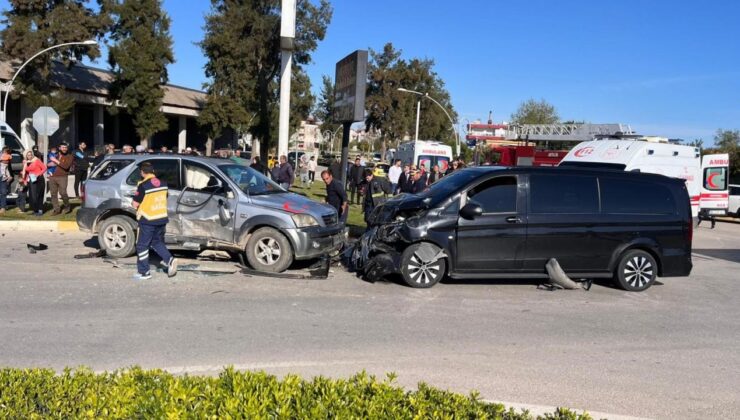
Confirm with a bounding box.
[708,210,726,216]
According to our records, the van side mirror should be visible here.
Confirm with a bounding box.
[460,203,483,219]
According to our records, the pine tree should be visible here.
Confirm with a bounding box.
[0,0,107,118]
[104,0,174,145]
[314,74,336,132]
[199,0,332,157]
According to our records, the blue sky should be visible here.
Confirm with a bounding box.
[2,0,738,142]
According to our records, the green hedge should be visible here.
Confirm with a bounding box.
[0,367,592,419]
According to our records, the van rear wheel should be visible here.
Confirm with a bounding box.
[98,216,137,258]
[615,250,657,292]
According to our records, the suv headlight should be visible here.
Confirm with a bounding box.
[292,214,319,228]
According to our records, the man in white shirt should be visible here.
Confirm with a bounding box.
[388,159,403,195]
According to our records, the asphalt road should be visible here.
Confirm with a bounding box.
[1,221,739,419]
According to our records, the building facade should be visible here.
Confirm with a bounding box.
[0,60,234,153]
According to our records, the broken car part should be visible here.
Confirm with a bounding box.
[27,243,48,254]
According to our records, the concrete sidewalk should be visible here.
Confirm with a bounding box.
[0,220,79,232]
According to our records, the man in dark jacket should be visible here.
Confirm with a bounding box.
[73,141,92,198]
[348,157,364,205]
[398,164,413,193]
[276,155,294,189]
[361,168,392,226]
[321,170,349,224]
[411,170,428,194]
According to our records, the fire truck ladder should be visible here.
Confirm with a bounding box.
[505,123,634,142]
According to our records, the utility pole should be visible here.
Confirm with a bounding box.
[278,0,296,159]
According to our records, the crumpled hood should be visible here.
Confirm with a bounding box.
[250,192,336,219]
[369,193,429,225]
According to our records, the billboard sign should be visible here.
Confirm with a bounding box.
[333,50,368,123]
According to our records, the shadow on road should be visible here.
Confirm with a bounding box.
[693,249,740,264]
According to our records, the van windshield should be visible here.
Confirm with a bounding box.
[416,169,482,207]
[220,164,285,196]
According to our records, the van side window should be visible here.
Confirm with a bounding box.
[127,159,181,190]
[600,178,675,215]
[468,176,517,213]
[530,174,598,214]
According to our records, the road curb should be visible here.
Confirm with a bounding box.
[0,220,80,232]
[484,400,652,420]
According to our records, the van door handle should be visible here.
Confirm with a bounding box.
[506,216,522,224]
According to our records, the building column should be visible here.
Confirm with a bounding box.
[69,105,77,146]
[205,136,213,157]
[178,116,187,152]
[113,114,120,147]
[93,104,104,150]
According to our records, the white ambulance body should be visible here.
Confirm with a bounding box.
[395,140,453,173]
[559,139,705,216]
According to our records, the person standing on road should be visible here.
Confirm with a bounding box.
[131,162,177,281]
[307,156,317,184]
[0,148,12,215]
[276,155,294,190]
[697,209,716,229]
[48,143,74,215]
[388,159,403,194]
[361,168,392,226]
[321,170,349,224]
[21,150,47,216]
[427,164,440,186]
[348,157,363,205]
[73,141,92,198]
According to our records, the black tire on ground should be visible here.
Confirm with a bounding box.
[98,215,137,258]
[400,243,447,289]
[245,227,294,273]
[614,249,658,292]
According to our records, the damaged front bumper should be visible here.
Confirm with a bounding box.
[346,222,446,283]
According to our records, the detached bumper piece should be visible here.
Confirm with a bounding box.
[239,256,330,280]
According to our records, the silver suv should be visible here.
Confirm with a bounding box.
[77,155,343,272]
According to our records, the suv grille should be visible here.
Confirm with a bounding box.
[322,213,337,226]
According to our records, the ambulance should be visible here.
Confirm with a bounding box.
[395,140,453,173]
[559,138,730,217]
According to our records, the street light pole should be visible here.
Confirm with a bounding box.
[1,39,97,123]
[397,87,460,156]
[414,99,420,141]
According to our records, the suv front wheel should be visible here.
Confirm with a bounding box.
[245,227,294,273]
[98,215,137,258]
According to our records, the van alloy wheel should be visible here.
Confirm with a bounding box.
[615,249,657,292]
[400,243,447,289]
[407,253,442,286]
[623,255,654,289]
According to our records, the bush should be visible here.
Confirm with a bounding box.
[0,367,592,419]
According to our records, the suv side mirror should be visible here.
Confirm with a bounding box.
[460,203,483,219]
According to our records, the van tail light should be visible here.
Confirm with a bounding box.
[80,182,85,203]
[687,218,693,244]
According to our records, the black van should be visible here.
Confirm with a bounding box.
[351,166,693,291]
